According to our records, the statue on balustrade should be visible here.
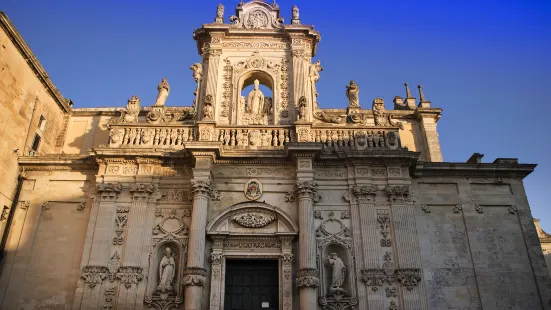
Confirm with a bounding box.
[346,80,360,108]
[154,78,170,107]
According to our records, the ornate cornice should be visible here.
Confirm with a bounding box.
[413,162,536,179]
[0,12,71,113]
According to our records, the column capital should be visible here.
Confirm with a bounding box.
[385,185,417,204]
[189,179,220,201]
[95,183,122,201]
[344,184,379,203]
[285,181,320,203]
[129,183,163,202]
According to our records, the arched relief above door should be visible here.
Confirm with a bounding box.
[206,201,298,235]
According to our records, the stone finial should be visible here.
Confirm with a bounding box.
[417,84,431,108]
[291,5,300,24]
[404,83,413,98]
[215,3,224,23]
[418,85,426,102]
[404,82,416,109]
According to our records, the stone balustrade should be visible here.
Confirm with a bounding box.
[107,123,403,152]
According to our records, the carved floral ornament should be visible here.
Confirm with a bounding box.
[232,211,276,228]
[81,251,143,289]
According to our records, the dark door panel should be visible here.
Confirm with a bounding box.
[224,259,279,310]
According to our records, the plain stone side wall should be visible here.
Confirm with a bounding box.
[0,170,93,309]
[0,26,68,244]
[62,114,112,155]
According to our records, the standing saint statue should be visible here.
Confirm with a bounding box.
[154,78,170,107]
[247,79,265,115]
[345,80,360,108]
[157,247,176,292]
[328,252,345,289]
[309,60,323,83]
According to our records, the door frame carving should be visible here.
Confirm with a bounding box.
[206,202,297,310]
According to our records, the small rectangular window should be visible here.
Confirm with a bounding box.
[38,115,46,131]
[31,134,41,152]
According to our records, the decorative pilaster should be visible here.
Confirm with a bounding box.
[201,48,222,121]
[387,185,427,309]
[280,236,294,310]
[415,109,443,162]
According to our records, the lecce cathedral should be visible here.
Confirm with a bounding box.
[0,1,550,310]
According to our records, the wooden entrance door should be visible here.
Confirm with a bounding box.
[224,259,279,310]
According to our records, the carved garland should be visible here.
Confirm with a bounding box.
[232,212,276,228]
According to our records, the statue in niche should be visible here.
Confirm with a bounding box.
[157,247,176,293]
[328,253,345,290]
[247,79,265,115]
[309,60,323,83]
[345,80,360,108]
[154,78,170,107]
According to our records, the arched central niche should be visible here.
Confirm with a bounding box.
[236,70,275,125]
[206,202,297,310]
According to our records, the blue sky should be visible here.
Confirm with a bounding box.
[2,0,551,228]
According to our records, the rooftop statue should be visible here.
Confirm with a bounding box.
[154,78,170,107]
[346,80,360,109]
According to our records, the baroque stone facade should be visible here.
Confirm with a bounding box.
[0,2,550,310]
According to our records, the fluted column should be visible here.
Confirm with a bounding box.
[294,180,320,310]
[184,179,211,310]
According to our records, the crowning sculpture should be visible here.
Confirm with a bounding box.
[154,78,170,107]
[346,80,360,108]
[246,79,265,115]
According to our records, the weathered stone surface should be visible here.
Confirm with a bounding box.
[0,2,549,310]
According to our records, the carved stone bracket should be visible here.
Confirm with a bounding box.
[182,267,207,287]
[296,268,319,288]
[395,268,422,291]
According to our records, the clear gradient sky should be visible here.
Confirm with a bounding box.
[2,0,550,228]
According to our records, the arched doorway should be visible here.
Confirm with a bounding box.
[206,202,297,310]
